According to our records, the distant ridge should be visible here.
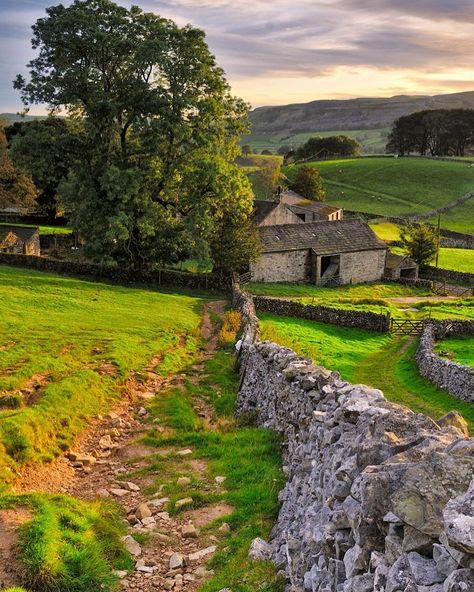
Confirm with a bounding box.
[250,91,474,134]
[0,113,47,124]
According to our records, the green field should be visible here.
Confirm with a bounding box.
[241,128,389,155]
[435,335,474,367]
[284,157,474,234]
[248,281,474,320]
[0,222,72,235]
[0,265,204,482]
[259,313,474,433]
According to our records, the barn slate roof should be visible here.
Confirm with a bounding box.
[0,225,39,243]
[278,190,342,217]
[258,219,388,255]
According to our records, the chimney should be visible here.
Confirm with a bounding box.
[277,185,282,203]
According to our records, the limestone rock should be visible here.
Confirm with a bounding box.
[122,535,141,557]
[443,569,474,592]
[437,412,469,438]
[175,497,193,509]
[443,480,474,554]
[182,523,198,538]
[110,488,129,497]
[169,553,184,569]
[177,476,191,486]
[407,552,444,586]
[248,537,272,562]
[136,503,152,520]
[188,546,217,561]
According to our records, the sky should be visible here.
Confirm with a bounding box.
[1,0,474,113]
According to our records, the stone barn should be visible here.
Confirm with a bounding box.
[250,219,388,284]
[384,252,419,280]
[0,226,41,256]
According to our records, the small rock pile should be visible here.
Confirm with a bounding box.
[237,339,474,592]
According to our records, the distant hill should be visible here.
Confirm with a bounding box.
[250,91,474,134]
[0,113,47,124]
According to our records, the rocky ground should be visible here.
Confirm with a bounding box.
[2,301,232,592]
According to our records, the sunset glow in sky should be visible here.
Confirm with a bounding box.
[1,0,474,112]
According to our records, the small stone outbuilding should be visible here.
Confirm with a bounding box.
[0,225,41,256]
[250,219,388,285]
[278,190,343,222]
[253,200,303,227]
[384,252,419,280]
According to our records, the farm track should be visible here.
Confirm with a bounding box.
[4,300,229,592]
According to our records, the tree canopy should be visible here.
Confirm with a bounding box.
[8,118,79,220]
[0,125,37,211]
[400,223,438,266]
[290,165,326,201]
[387,109,474,156]
[295,136,360,161]
[15,0,255,270]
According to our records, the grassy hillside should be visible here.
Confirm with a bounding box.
[284,157,474,234]
[241,128,389,155]
[0,265,204,482]
[248,91,474,136]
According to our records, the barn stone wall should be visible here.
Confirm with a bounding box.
[339,249,386,284]
[250,250,311,283]
[233,286,474,592]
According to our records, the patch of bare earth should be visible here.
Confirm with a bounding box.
[0,507,31,589]
[11,301,229,592]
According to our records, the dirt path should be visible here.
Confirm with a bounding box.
[7,300,229,592]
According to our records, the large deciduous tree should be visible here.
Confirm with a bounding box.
[8,118,79,221]
[0,125,37,211]
[15,0,254,270]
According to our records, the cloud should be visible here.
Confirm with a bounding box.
[0,0,473,111]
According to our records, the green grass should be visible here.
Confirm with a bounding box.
[0,265,205,483]
[0,493,132,592]
[283,157,474,234]
[0,222,72,235]
[257,312,474,433]
[259,313,390,382]
[435,335,474,367]
[369,221,401,242]
[248,281,430,301]
[241,128,390,155]
[138,348,284,592]
[354,337,474,433]
[436,248,474,274]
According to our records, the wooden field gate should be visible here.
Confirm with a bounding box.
[389,318,424,335]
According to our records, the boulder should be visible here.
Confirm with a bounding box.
[135,503,152,520]
[443,569,474,592]
[122,535,141,557]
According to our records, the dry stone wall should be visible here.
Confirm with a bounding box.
[234,289,474,592]
[253,295,390,332]
[416,321,474,403]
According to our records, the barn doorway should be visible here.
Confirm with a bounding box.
[319,255,340,284]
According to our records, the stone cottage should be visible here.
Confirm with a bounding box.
[0,225,41,256]
[250,219,388,284]
[384,252,419,280]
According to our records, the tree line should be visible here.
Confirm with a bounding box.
[386,109,474,157]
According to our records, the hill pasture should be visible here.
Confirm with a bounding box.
[284,157,474,234]
[0,265,204,483]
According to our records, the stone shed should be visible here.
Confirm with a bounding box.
[384,252,419,280]
[278,189,343,222]
[250,219,388,284]
[0,225,41,256]
[253,199,303,227]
